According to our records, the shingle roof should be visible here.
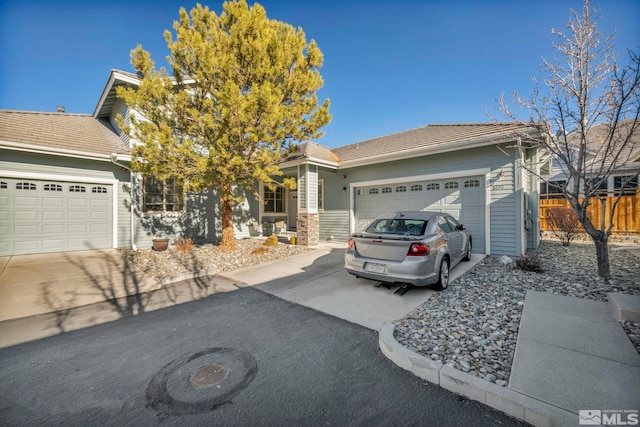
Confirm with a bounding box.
[285,141,340,163]
[566,120,640,170]
[332,122,534,163]
[0,110,129,158]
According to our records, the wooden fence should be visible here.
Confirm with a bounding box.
[540,194,640,234]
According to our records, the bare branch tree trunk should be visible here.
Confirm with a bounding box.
[592,234,611,280]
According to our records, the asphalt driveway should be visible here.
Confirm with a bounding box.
[0,287,523,426]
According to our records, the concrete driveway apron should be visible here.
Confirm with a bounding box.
[224,242,485,330]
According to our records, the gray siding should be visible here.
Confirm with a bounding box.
[526,148,541,250]
[319,210,350,242]
[326,144,522,256]
[1,149,120,180]
[117,175,133,248]
[109,99,131,146]
[132,185,253,249]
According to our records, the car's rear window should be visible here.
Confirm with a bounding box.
[364,219,428,235]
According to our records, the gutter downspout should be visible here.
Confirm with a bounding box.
[110,154,137,251]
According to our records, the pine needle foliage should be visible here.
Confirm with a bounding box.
[117,1,331,249]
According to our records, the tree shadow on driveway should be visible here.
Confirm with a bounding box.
[0,249,246,348]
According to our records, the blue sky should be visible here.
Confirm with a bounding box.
[1,0,638,148]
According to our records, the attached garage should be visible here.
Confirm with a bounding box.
[0,177,113,256]
[353,173,487,253]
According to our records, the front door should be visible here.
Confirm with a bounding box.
[287,190,297,230]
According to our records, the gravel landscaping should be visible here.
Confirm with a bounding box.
[393,239,640,387]
[118,237,310,279]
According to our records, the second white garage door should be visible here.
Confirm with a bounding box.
[354,175,485,253]
[0,177,113,256]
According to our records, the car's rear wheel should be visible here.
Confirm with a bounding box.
[433,257,449,291]
[462,238,472,261]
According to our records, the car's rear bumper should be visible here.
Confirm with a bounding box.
[344,251,438,287]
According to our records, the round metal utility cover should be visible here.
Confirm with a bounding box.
[190,364,227,388]
[146,347,257,415]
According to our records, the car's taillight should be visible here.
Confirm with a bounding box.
[348,238,356,250]
[407,243,429,256]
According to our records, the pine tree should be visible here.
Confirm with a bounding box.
[117,0,331,249]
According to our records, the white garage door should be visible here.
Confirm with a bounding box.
[0,177,113,255]
[354,176,485,253]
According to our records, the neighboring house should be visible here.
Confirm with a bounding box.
[540,121,640,199]
[0,69,543,257]
[538,121,640,234]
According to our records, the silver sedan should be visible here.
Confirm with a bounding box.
[344,211,472,291]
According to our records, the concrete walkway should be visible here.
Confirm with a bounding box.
[509,291,640,413]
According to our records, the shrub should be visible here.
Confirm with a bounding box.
[251,246,270,255]
[175,237,194,253]
[514,252,544,273]
[545,207,584,246]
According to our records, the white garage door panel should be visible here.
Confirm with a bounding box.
[15,225,38,235]
[43,240,64,250]
[0,177,113,256]
[43,197,64,206]
[19,211,39,220]
[44,212,64,220]
[355,175,486,253]
[15,241,38,251]
[43,224,65,234]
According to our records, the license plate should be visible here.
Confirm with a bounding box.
[364,262,386,274]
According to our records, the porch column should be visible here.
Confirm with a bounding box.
[296,164,319,246]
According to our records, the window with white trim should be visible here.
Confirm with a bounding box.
[44,184,62,191]
[369,188,379,195]
[92,186,108,194]
[317,179,324,211]
[382,187,392,194]
[445,181,459,189]
[426,183,439,190]
[464,179,480,188]
[395,185,407,193]
[614,174,639,194]
[411,184,422,192]
[264,185,285,213]
[16,182,36,190]
[69,185,86,193]
[143,177,184,212]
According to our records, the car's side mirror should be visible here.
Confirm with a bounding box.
[457,224,465,230]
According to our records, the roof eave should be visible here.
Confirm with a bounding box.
[0,140,112,162]
[93,70,141,119]
[337,132,529,169]
[279,156,339,170]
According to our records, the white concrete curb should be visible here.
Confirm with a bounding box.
[378,322,576,427]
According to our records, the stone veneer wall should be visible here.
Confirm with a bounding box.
[296,213,319,246]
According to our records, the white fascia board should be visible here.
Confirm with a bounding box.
[0,169,118,185]
[349,168,491,188]
[0,140,111,161]
[337,135,519,169]
[112,153,132,162]
[93,71,141,118]
[278,157,338,170]
[307,157,338,169]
